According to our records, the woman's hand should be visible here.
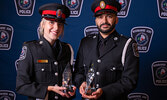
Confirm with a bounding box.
[48,85,76,98]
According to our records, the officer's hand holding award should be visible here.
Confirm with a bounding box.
[62,63,76,98]
[79,64,103,99]
[48,63,76,98]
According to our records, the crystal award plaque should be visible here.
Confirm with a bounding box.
[85,63,96,95]
[62,63,73,93]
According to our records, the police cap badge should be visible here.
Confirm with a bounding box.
[39,3,70,23]
[91,0,121,16]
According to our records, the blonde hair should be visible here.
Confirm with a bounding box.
[39,18,45,36]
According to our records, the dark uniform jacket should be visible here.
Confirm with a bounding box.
[16,37,73,100]
[74,31,139,100]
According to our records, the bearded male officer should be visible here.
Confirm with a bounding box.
[74,0,140,100]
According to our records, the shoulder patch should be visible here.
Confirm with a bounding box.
[132,43,139,57]
[19,46,27,60]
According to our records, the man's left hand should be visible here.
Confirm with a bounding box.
[82,88,103,100]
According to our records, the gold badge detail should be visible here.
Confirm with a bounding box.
[100,1,106,9]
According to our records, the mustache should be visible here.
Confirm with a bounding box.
[100,23,111,27]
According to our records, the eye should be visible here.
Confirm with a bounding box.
[97,15,103,19]
[58,23,63,26]
[49,21,55,25]
[107,14,113,18]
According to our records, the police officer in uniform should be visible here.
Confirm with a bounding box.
[74,0,139,100]
[16,3,76,100]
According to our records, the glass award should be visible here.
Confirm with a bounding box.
[85,63,96,95]
[62,63,73,93]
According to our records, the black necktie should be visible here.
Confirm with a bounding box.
[98,40,105,57]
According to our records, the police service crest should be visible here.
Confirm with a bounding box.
[128,93,149,100]
[19,46,27,60]
[152,61,167,86]
[117,0,131,18]
[132,43,139,57]
[0,90,16,100]
[84,25,98,37]
[14,0,35,16]
[131,26,153,53]
[0,24,13,50]
[157,0,167,19]
[62,0,83,17]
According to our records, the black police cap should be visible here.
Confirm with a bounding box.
[39,3,70,23]
[91,0,121,16]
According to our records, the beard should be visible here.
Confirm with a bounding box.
[97,21,116,34]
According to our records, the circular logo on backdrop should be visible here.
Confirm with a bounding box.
[0,30,9,43]
[18,0,32,9]
[161,0,167,11]
[135,32,148,46]
[66,0,79,10]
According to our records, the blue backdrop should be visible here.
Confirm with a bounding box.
[0,0,167,100]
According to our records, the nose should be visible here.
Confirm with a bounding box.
[53,22,59,30]
[103,16,108,23]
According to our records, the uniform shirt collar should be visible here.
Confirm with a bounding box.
[98,30,117,44]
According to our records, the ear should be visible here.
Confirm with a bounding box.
[115,16,118,24]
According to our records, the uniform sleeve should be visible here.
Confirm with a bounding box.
[16,44,48,99]
[74,40,86,88]
[102,39,140,99]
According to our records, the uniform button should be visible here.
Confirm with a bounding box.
[96,84,99,88]
[55,72,58,76]
[93,36,96,39]
[111,67,116,71]
[55,96,58,99]
[114,37,118,41]
[41,68,44,71]
[39,41,43,44]
[96,72,100,75]
[97,59,101,63]
[113,67,116,70]
[54,62,58,65]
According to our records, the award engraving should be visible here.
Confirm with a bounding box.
[62,63,73,93]
[85,63,96,95]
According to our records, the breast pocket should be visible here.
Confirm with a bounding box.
[35,63,52,83]
[105,64,124,83]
